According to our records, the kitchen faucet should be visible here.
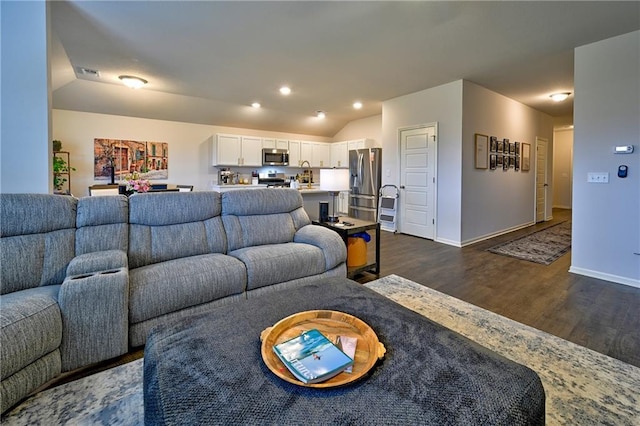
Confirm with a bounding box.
[300,160,312,188]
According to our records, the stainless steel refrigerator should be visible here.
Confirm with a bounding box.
[349,148,382,222]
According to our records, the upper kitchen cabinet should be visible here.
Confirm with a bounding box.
[330,141,348,168]
[312,142,330,168]
[212,134,262,166]
[289,140,301,166]
[347,138,377,151]
[276,139,289,150]
[262,138,276,149]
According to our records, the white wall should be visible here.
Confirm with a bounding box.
[1,1,51,194]
[332,114,382,145]
[572,30,640,287]
[52,110,331,196]
[461,81,553,244]
[382,80,463,245]
[553,128,573,209]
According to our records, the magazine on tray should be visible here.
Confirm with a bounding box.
[272,329,354,384]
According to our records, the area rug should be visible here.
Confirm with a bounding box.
[3,274,639,425]
[487,221,572,264]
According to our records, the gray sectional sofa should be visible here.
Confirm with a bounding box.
[0,189,346,413]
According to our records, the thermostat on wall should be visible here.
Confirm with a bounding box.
[614,145,634,154]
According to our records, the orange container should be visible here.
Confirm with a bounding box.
[347,237,367,267]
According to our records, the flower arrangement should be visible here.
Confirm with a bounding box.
[124,172,151,193]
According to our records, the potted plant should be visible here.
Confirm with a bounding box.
[52,140,75,193]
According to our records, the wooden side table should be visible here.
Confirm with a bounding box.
[313,217,380,279]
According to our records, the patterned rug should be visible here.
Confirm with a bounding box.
[487,221,572,264]
[3,274,639,425]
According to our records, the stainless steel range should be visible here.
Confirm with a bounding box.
[258,172,290,188]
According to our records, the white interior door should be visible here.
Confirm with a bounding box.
[399,126,437,239]
[535,137,548,222]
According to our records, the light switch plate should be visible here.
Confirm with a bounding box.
[587,172,609,183]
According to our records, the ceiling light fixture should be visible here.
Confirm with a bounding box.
[279,86,291,95]
[550,92,571,102]
[316,110,326,119]
[119,75,147,89]
[251,102,261,108]
[353,101,363,110]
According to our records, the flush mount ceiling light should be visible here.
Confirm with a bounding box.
[251,102,261,108]
[279,86,291,95]
[353,101,363,110]
[316,110,326,119]
[119,75,147,89]
[550,92,571,102]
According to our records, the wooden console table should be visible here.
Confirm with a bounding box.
[313,217,380,279]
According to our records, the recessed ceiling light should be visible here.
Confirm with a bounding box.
[353,101,363,110]
[316,110,326,119]
[251,102,261,108]
[279,86,291,95]
[550,92,571,102]
[119,75,147,89]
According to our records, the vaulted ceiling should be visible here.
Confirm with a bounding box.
[50,1,640,137]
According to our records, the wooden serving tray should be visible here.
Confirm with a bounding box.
[260,310,386,388]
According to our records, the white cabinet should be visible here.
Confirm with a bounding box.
[338,190,350,214]
[262,138,276,149]
[212,134,261,166]
[276,139,289,150]
[300,142,314,166]
[241,136,262,166]
[330,141,348,168]
[347,138,376,151]
[289,140,301,166]
[312,143,330,168]
[212,134,241,166]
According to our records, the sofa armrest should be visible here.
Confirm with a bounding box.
[294,224,347,271]
[66,249,128,277]
[58,264,129,371]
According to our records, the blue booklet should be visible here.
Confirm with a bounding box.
[273,329,354,384]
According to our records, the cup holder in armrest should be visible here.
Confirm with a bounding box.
[71,274,93,280]
[69,268,122,281]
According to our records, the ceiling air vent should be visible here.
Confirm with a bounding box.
[74,66,101,78]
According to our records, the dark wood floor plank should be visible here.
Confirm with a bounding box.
[355,208,640,368]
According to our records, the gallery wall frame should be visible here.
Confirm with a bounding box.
[521,143,531,171]
[475,133,489,169]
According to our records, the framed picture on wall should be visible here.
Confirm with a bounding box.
[515,156,520,171]
[503,156,509,170]
[515,141,520,155]
[497,155,503,167]
[522,143,531,171]
[490,154,497,170]
[474,133,489,169]
[490,136,498,152]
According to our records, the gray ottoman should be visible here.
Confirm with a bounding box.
[144,278,545,425]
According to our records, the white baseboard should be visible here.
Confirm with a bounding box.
[569,266,640,289]
[459,222,535,247]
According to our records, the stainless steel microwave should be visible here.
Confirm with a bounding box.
[262,149,289,166]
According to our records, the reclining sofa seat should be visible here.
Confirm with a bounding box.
[0,194,129,413]
[221,189,346,296]
[127,191,247,347]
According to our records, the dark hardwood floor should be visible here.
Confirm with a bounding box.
[354,208,640,368]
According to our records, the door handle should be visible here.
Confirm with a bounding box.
[400,185,405,189]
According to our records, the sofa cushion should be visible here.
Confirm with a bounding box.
[76,195,128,255]
[1,194,76,295]
[221,189,311,252]
[128,192,226,268]
[0,286,62,380]
[1,230,75,295]
[129,254,246,324]
[229,243,326,291]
